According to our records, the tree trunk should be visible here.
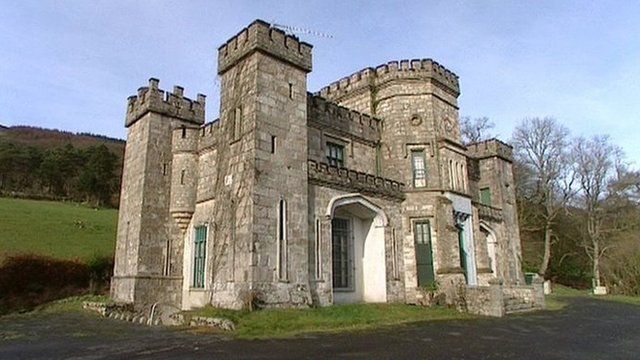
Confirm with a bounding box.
[593,241,601,287]
[538,224,552,277]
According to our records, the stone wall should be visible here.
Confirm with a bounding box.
[113,19,532,316]
[307,184,405,306]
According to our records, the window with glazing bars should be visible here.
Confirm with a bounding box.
[193,226,207,288]
[326,142,344,167]
[412,150,427,187]
[332,218,351,289]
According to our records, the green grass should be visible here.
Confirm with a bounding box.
[0,197,117,262]
[187,303,473,339]
[546,284,640,310]
[1,294,109,320]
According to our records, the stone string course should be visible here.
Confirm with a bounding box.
[112,19,533,317]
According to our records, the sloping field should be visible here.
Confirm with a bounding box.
[0,198,117,262]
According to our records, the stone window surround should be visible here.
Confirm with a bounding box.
[323,132,352,159]
[277,198,288,281]
[314,217,322,280]
[325,141,346,168]
[409,217,437,287]
[191,223,209,289]
[411,149,427,188]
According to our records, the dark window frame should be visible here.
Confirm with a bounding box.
[326,142,345,168]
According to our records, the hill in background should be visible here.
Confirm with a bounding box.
[0,125,125,207]
[0,125,125,154]
[0,197,117,262]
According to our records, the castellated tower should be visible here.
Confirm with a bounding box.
[111,78,205,308]
[209,20,313,307]
[112,19,538,315]
[318,61,477,301]
[467,140,524,285]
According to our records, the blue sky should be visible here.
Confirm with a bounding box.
[1,0,638,162]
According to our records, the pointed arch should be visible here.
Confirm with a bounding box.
[326,193,388,226]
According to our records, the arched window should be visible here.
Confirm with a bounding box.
[277,198,288,280]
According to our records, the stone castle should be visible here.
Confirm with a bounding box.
[111,19,543,316]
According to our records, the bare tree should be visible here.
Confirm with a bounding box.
[460,116,495,144]
[512,117,574,277]
[572,135,622,289]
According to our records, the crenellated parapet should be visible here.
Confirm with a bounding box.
[318,59,460,100]
[125,78,206,128]
[308,160,405,200]
[307,94,381,144]
[197,119,221,151]
[466,139,514,162]
[218,19,312,74]
[475,202,503,222]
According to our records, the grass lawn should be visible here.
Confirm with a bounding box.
[0,197,118,262]
[187,303,473,339]
[546,284,640,310]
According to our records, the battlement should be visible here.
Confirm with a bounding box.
[307,94,381,144]
[125,78,206,127]
[318,59,460,100]
[218,19,313,75]
[197,119,221,151]
[308,160,405,200]
[466,139,513,162]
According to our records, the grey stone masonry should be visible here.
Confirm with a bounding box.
[307,94,381,145]
[126,78,206,127]
[112,19,537,317]
[307,160,405,200]
[218,19,312,74]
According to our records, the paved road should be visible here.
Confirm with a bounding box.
[1,297,639,359]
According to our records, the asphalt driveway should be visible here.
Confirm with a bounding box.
[1,297,638,359]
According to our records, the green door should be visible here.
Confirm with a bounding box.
[458,225,468,283]
[414,221,435,287]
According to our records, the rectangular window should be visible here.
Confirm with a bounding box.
[271,135,277,154]
[232,106,243,140]
[315,218,322,280]
[193,226,207,288]
[412,150,427,188]
[414,220,435,287]
[480,187,492,206]
[391,227,398,279]
[277,199,288,280]
[332,218,352,289]
[326,142,345,168]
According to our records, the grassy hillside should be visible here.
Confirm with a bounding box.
[0,197,117,262]
[0,125,124,154]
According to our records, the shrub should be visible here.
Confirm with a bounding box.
[0,254,113,314]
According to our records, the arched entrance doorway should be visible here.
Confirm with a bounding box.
[326,194,388,304]
[480,223,498,276]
